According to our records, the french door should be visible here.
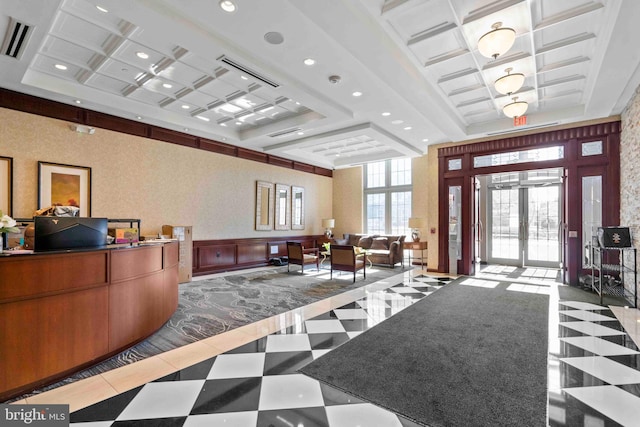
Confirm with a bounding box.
[486,170,563,268]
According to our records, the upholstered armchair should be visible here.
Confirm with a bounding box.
[286,241,319,274]
[330,244,366,282]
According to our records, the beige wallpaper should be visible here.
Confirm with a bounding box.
[332,167,363,238]
[0,108,332,240]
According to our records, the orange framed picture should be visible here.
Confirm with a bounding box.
[38,161,91,216]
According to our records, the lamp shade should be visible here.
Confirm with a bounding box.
[322,218,335,228]
[478,22,515,59]
[503,97,528,118]
[408,217,425,228]
[494,68,524,95]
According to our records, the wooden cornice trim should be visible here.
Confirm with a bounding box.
[0,88,333,178]
[438,120,622,158]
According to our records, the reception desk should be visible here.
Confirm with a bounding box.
[0,241,179,401]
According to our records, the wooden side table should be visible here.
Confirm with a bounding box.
[404,241,428,268]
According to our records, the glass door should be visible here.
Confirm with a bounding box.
[486,169,563,268]
[525,185,562,267]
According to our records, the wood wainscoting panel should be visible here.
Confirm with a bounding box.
[237,242,268,264]
[197,244,236,270]
[193,236,324,275]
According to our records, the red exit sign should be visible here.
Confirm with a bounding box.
[514,115,527,126]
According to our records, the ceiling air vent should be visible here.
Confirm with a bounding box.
[268,128,302,138]
[217,55,280,88]
[2,17,32,59]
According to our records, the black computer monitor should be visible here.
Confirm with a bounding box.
[34,216,108,251]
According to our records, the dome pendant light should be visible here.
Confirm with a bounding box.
[503,96,528,118]
[478,22,516,59]
[494,67,525,95]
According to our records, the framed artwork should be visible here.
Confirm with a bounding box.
[291,185,305,230]
[274,183,291,230]
[38,161,92,216]
[255,180,273,231]
[0,156,12,216]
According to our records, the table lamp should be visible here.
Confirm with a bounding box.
[322,218,335,238]
[408,217,425,242]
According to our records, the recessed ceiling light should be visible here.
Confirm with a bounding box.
[303,58,315,66]
[96,5,108,13]
[136,116,142,120]
[162,83,172,89]
[220,123,227,127]
[235,121,242,125]
[240,75,248,80]
[183,128,189,132]
[422,138,429,142]
[404,126,412,130]
[219,0,236,12]
[74,99,81,104]
[352,91,362,97]
[54,64,67,70]
[181,105,190,109]
[391,119,404,125]
[197,116,210,122]
[382,112,391,116]
[136,51,149,59]
[297,131,304,135]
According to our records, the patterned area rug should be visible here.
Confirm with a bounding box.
[19,264,409,399]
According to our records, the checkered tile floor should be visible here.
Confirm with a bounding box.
[67,271,640,427]
[70,275,451,427]
[549,301,640,426]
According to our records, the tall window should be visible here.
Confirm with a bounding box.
[364,158,412,236]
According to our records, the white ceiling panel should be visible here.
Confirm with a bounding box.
[0,0,637,169]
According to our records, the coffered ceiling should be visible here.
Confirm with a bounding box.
[2,0,639,169]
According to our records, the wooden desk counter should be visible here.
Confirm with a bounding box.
[0,241,179,401]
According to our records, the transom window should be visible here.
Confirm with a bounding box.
[474,146,564,168]
[364,158,412,236]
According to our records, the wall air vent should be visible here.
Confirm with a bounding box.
[2,17,32,59]
[268,128,302,138]
[217,55,280,88]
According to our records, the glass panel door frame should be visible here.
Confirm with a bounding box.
[483,169,564,268]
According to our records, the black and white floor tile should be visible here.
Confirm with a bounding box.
[66,269,640,427]
[69,275,450,427]
[549,301,640,426]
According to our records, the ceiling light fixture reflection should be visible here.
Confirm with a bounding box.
[477,22,515,60]
[494,67,524,95]
[219,0,236,12]
[502,96,528,118]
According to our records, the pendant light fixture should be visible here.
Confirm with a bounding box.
[478,22,516,59]
[503,96,528,118]
[494,67,525,95]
